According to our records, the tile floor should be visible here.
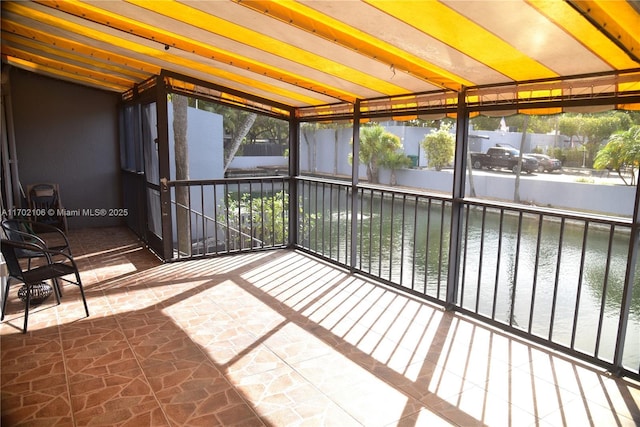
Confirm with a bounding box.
[1,227,639,426]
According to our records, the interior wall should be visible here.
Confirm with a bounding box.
[9,68,122,228]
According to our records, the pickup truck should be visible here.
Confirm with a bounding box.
[470,147,538,174]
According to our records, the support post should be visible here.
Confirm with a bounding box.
[157,74,173,261]
[289,111,299,248]
[612,172,640,375]
[446,88,469,309]
[350,100,361,272]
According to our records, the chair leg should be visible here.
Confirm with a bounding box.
[75,272,89,317]
[51,279,61,305]
[23,284,30,334]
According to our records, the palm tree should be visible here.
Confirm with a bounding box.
[594,125,640,185]
[354,124,403,184]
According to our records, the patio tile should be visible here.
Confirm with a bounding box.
[1,383,73,427]
[69,367,168,426]
[2,227,638,426]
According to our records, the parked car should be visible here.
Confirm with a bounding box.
[526,153,562,173]
[470,147,539,174]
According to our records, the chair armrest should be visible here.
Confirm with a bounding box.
[4,239,76,266]
[4,219,70,249]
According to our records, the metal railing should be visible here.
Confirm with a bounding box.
[169,177,289,259]
[296,178,639,379]
[166,175,639,378]
[456,201,638,376]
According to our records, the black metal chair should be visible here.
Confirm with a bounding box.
[1,239,89,333]
[1,218,71,268]
[27,183,67,231]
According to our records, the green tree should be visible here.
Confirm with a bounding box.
[224,192,289,248]
[420,124,455,171]
[380,151,412,186]
[353,124,403,184]
[470,115,553,134]
[223,192,319,248]
[559,112,631,167]
[594,125,640,186]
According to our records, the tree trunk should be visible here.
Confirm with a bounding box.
[302,127,316,173]
[223,113,257,172]
[173,94,191,256]
[466,150,476,197]
[514,115,530,203]
[390,169,397,186]
[333,129,339,175]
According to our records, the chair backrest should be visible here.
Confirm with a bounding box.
[29,184,59,222]
[1,239,28,280]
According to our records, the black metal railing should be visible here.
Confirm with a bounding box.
[166,175,639,378]
[456,201,638,376]
[296,178,639,378]
[169,177,289,259]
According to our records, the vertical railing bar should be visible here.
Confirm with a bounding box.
[237,182,243,251]
[366,188,372,273]
[399,194,406,287]
[321,182,326,255]
[549,217,566,341]
[249,181,255,250]
[411,195,419,291]
[313,181,317,250]
[224,182,230,252]
[595,224,616,358]
[307,180,311,250]
[437,199,446,300]
[346,186,351,265]
[199,184,206,256]
[185,185,191,258]
[389,192,395,282]
[281,178,286,246]
[329,183,334,259]
[312,182,319,252]
[335,183,340,262]
[299,180,304,248]
[358,188,364,270]
[423,198,432,295]
[275,178,279,246]
[361,188,366,271]
[570,221,590,349]
[491,208,504,320]
[475,206,487,313]
[509,211,524,327]
[259,180,265,248]
[188,183,192,258]
[528,213,544,334]
[307,180,312,250]
[360,188,364,273]
[214,184,219,255]
[460,204,471,307]
[378,191,385,278]
[270,179,275,246]
[172,187,179,260]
